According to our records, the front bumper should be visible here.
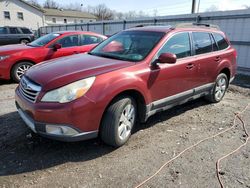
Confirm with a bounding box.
[15,86,102,142]
[16,103,98,142]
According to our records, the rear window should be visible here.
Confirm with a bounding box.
[193,32,213,55]
[21,28,32,34]
[213,33,229,50]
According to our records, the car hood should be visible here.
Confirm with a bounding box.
[0,44,35,54]
[26,54,134,91]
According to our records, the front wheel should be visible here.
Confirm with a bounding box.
[101,96,137,147]
[11,62,33,82]
[205,73,228,103]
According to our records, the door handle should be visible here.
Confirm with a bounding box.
[215,56,221,62]
[73,51,80,54]
[186,63,194,69]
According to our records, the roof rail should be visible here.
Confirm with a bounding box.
[134,23,169,27]
[175,23,220,30]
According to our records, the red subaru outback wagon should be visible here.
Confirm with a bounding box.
[0,31,106,82]
[15,24,237,147]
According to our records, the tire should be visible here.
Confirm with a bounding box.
[20,39,29,44]
[205,73,228,103]
[101,96,137,147]
[11,62,33,82]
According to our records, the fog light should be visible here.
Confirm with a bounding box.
[46,125,79,136]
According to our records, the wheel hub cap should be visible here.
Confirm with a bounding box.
[16,65,31,80]
[118,104,135,141]
[215,77,227,100]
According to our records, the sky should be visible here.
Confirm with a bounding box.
[37,0,250,16]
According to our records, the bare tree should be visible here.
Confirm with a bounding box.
[63,2,83,11]
[243,5,250,9]
[87,4,114,20]
[205,5,219,12]
[43,0,59,9]
[27,0,41,8]
[153,9,158,17]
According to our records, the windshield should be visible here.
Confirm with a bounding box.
[90,31,165,62]
[29,33,61,47]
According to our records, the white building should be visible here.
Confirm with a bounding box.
[0,0,45,30]
[44,8,96,25]
[0,0,96,30]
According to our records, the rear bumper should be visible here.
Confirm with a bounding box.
[16,103,98,142]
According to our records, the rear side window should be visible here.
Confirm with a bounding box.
[158,32,191,59]
[213,33,229,50]
[57,35,80,48]
[193,32,212,55]
[81,35,103,45]
[21,28,32,34]
[9,27,21,34]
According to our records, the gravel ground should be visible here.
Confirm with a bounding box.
[0,75,249,188]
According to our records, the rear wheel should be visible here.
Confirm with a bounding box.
[101,96,137,147]
[205,73,228,103]
[11,62,33,82]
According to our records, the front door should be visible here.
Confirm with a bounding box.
[148,32,198,103]
[44,34,81,60]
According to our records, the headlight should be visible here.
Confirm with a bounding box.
[41,77,95,103]
[0,55,9,61]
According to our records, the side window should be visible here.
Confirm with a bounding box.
[0,27,7,34]
[158,32,191,59]
[213,33,229,50]
[193,32,212,55]
[81,35,103,45]
[56,35,79,48]
[9,27,21,34]
[21,28,32,34]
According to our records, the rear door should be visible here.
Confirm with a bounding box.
[191,32,221,86]
[8,27,22,44]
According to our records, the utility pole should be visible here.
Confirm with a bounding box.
[191,0,196,14]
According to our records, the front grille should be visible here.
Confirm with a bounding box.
[19,76,41,103]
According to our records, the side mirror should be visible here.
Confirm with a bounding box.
[53,43,62,51]
[158,53,177,64]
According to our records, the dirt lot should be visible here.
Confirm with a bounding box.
[0,75,250,188]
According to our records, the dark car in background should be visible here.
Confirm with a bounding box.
[0,26,35,45]
[0,31,107,82]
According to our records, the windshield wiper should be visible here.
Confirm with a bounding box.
[89,52,127,61]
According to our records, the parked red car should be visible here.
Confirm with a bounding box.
[0,31,107,82]
[15,24,237,147]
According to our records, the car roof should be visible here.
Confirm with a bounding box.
[127,26,173,33]
[126,25,223,34]
[53,30,106,37]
